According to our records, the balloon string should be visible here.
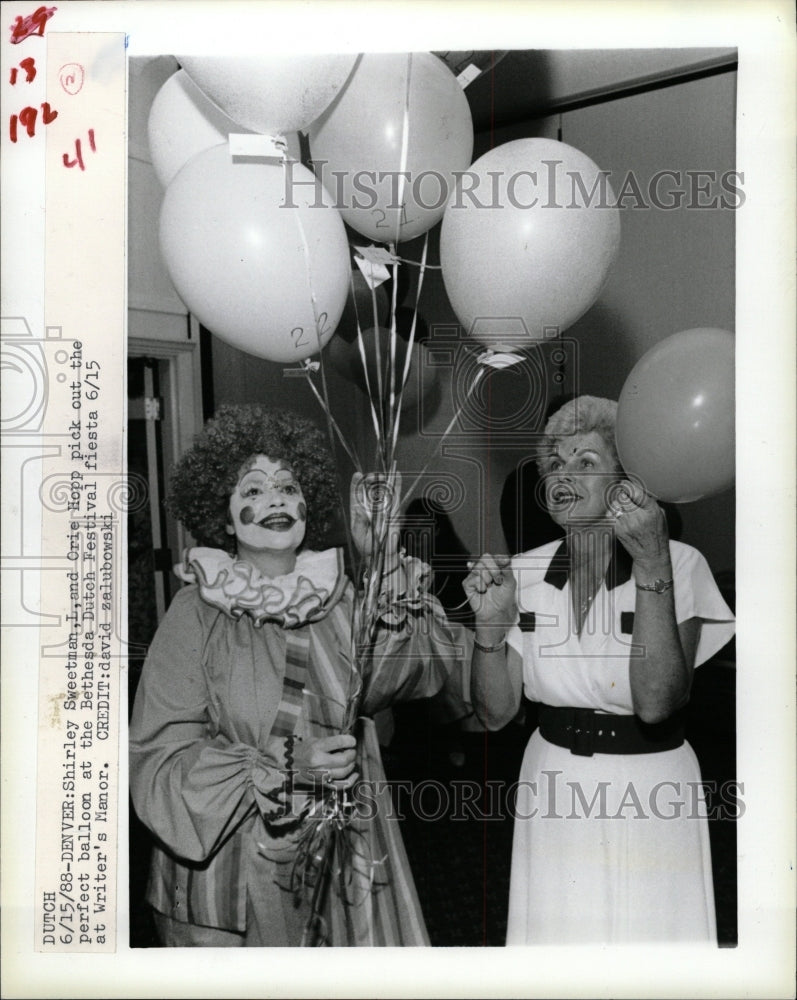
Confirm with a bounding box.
[376,56,414,449]
[301,369,362,474]
[386,257,399,445]
[382,55,413,466]
[285,151,361,573]
[389,231,429,458]
[349,269,386,453]
[285,153,337,421]
[402,366,487,507]
[299,367,362,582]
[394,256,442,270]
[284,153,324,355]
[393,52,413,248]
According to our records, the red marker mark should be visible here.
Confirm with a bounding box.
[9,5,57,44]
[8,101,57,142]
[58,62,84,95]
[63,129,97,171]
[9,57,37,84]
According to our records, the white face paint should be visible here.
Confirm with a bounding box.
[541,431,620,528]
[227,455,307,558]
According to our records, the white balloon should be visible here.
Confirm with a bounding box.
[148,70,302,188]
[148,70,255,188]
[159,146,350,364]
[440,138,621,346]
[178,54,357,135]
[308,52,474,243]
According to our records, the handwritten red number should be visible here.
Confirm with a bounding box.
[8,101,57,142]
[63,139,84,170]
[63,130,96,171]
[10,6,57,44]
[10,57,37,84]
[18,105,36,139]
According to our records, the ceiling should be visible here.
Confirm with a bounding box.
[438,48,737,131]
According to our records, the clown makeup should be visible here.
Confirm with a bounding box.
[227,455,307,572]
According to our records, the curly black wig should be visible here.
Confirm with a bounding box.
[167,405,340,553]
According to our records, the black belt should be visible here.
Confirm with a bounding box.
[538,704,685,757]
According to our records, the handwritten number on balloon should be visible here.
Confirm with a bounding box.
[290,327,309,349]
[290,313,330,351]
[371,209,388,229]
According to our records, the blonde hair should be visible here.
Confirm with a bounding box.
[535,396,621,474]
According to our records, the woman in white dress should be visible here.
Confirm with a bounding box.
[465,396,734,944]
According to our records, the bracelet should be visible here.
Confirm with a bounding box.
[473,635,507,653]
[635,578,674,594]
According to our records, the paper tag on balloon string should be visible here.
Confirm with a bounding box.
[355,245,400,266]
[477,348,525,370]
[457,64,482,88]
[282,359,320,378]
[228,133,288,158]
[354,252,391,289]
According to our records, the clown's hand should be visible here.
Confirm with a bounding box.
[350,471,402,561]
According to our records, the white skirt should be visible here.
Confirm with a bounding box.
[506,730,717,944]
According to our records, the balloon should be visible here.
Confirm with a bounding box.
[178,54,357,135]
[439,138,621,347]
[308,52,474,243]
[327,325,435,411]
[159,145,350,364]
[148,69,254,188]
[147,70,304,188]
[615,328,735,502]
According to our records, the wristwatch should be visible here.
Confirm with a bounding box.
[635,578,674,593]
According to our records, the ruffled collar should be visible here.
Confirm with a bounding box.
[175,547,347,629]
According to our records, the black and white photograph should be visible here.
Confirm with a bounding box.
[1,2,794,998]
[127,44,740,951]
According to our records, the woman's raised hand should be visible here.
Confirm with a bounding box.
[610,478,671,572]
[464,553,517,632]
[291,733,358,790]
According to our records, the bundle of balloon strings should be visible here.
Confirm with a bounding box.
[279,233,490,944]
[296,481,407,944]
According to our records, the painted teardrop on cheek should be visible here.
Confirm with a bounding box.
[297,502,307,523]
[239,506,256,525]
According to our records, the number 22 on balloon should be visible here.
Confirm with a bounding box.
[290,312,330,353]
